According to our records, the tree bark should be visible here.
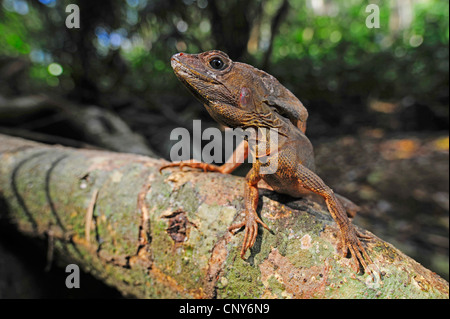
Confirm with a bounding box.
[0,134,448,299]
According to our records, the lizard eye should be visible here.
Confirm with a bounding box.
[209,57,226,70]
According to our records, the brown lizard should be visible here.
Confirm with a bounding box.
[161,50,376,275]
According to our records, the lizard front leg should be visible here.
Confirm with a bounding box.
[228,166,270,258]
[160,140,248,174]
[292,163,374,274]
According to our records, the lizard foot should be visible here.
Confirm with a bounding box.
[339,227,376,276]
[228,211,270,258]
[159,160,222,173]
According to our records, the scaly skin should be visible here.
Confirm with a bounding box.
[161,50,375,275]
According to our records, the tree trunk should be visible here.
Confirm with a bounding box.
[0,134,448,298]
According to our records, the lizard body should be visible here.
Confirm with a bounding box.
[162,50,375,275]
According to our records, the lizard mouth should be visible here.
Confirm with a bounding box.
[171,56,221,85]
[170,57,210,105]
[171,55,224,105]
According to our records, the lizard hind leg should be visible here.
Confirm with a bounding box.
[292,163,376,275]
[337,225,374,274]
[298,191,361,218]
[323,192,376,275]
[335,193,361,218]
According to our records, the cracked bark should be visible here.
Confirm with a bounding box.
[0,134,448,299]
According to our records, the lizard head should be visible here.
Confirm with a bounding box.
[171,50,308,133]
[171,50,234,110]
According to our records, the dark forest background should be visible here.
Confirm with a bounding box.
[0,0,448,297]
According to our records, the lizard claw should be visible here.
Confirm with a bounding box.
[339,228,376,276]
[228,211,270,258]
[357,231,375,242]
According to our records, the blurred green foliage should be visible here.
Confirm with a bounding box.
[0,0,448,134]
